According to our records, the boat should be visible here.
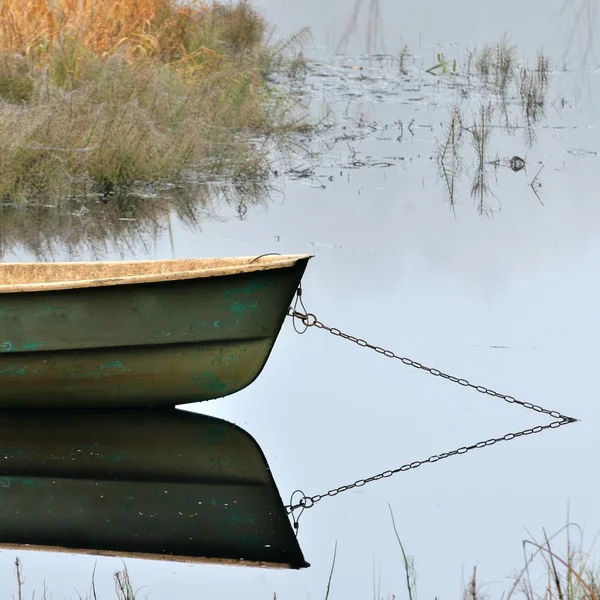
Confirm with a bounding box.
[0,254,311,408]
[0,408,309,569]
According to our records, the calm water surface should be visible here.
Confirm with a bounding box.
[2,0,599,598]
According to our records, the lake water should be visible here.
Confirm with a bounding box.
[1,0,599,598]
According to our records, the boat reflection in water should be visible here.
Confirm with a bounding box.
[0,408,308,569]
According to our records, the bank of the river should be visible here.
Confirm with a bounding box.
[0,0,308,203]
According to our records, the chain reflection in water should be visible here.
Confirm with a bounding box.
[285,303,577,519]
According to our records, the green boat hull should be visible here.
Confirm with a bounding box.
[0,255,310,408]
[0,408,308,569]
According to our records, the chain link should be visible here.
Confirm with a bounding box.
[285,295,578,521]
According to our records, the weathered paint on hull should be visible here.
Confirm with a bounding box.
[0,257,309,407]
[0,338,276,407]
[0,409,309,569]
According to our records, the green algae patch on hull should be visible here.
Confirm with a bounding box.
[0,339,272,407]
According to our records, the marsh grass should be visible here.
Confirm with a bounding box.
[437,105,465,211]
[398,45,411,75]
[14,558,138,599]
[461,39,550,142]
[492,40,517,126]
[388,503,416,600]
[9,519,600,600]
[114,565,138,600]
[505,524,600,600]
[471,38,518,92]
[518,51,550,147]
[435,40,552,213]
[375,510,600,600]
[464,567,489,600]
[0,0,310,204]
[426,52,456,76]
[439,101,497,217]
[316,502,600,600]
[309,519,600,600]
[495,41,517,96]
[474,45,495,78]
[470,102,495,216]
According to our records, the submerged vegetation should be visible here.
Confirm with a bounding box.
[281,34,555,218]
[434,39,552,215]
[0,0,309,206]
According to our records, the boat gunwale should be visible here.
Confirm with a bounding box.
[0,543,309,569]
[0,254,312,294]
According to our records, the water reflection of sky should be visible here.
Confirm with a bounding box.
[1,0,599,598]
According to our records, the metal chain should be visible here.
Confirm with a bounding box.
[284,289,578,524]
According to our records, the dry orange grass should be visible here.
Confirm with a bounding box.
[0,0,215,69]
[0,0,307,203]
